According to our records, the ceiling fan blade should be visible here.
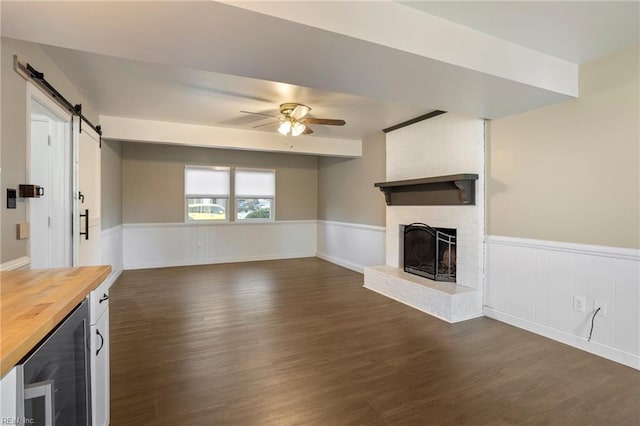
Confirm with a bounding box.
[303,118,346,126]
[240,110,278,118]
[290,104,311,119]
[253,121,278,129]
[303,125,314,135]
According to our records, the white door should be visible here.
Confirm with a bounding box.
[28,91,73,269]
[75,117,102,266]
[29,117,50,268]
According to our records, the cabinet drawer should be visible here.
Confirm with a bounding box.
[89,279,109,325]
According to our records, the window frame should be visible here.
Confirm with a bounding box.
[234,167,276,222]
[184,165,231,223]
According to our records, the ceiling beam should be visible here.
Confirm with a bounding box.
[382,111,447,133]
[100,116,362,158]
[1,1,578,119]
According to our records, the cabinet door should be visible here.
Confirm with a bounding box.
[91,309,109,426]
[0,367,19,422]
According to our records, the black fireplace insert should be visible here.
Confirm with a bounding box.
[403,223,456,282]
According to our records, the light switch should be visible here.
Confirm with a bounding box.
[16,222,29,240]
[7,188,17,209]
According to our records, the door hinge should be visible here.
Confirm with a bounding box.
[47,135,51,146]
[48,216,51,227]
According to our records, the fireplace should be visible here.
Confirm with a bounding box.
[402,223,457,282]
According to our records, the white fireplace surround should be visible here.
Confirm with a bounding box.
[364,112,485,323]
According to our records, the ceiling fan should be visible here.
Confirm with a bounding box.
[241,103,346,136]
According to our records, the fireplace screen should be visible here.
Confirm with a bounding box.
[403,223,456,282]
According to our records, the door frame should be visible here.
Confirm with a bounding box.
[26,82,73,267]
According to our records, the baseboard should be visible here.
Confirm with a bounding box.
[316,252,364,274]
[0,256,30,271]
[484,307,640,370]
[125,252,317,271]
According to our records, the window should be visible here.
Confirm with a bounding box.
[235,168,275,221]
[185,166,230,221]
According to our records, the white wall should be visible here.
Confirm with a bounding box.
[316,220,385,273]
[100,225,123,288]
[123,221,316,270]
[485,236,640,370]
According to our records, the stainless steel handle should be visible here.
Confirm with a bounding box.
[96,329,105,356]
[99,293,109,303]
[24,379,55,426]
[79,208,89,240]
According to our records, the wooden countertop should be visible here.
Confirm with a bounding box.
[0,266,111,377]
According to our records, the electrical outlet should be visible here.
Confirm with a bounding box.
[594,299,607,318]
[573,296,586,312]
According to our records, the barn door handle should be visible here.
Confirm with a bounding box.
[80,209,89,240]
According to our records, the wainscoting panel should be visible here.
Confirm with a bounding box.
[100,225,123,287]
[316,220,385,273]
[123,221,317,270]
[485,235,640,369]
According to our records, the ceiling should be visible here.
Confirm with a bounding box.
[2,1,637,143]
[400,1,640,64]
[39,45,429,140]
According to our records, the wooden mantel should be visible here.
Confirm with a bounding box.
[374,174,479,206]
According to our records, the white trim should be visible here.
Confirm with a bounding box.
[316,220,386,233]
[123,220,316,228]
[101,224,122,236]
[26,81,73,122]
[316,252,364,274]
[484,307,640,370]
[486,235,640,261]
[0,256,31,271]
[126,253,317,271]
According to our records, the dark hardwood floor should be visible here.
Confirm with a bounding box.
[109,258,640,425]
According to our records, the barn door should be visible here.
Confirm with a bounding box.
[74,116,101,266]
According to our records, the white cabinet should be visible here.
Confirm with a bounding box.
[0,367,19,422]
[90,282,110,426]
[91,309,109,426]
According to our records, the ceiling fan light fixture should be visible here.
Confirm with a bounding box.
[278,120,292,135]
[291,121,306,137]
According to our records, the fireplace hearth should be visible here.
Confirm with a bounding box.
[402,223,457,282]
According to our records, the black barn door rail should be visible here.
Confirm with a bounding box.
[14,55,102,146]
